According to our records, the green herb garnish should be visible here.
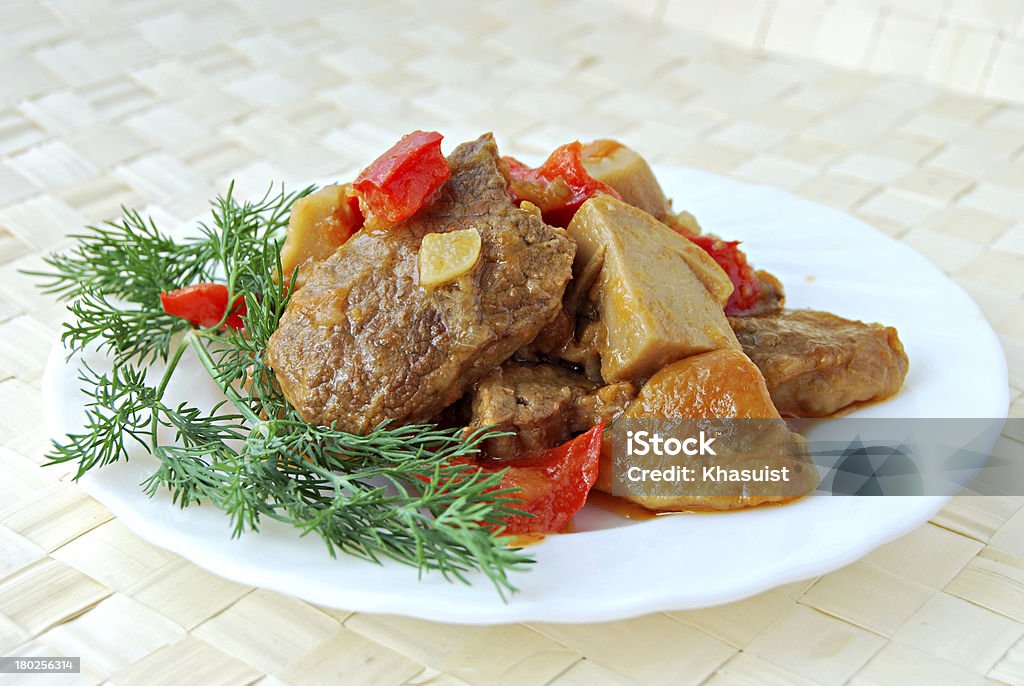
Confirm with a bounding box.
[29,184,533,596]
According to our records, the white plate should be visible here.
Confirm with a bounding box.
[42,167,1009,624]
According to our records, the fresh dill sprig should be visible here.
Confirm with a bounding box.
[31,183,534,596]
[32,208,206,303]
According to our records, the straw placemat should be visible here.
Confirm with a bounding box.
[1,1,1022,684]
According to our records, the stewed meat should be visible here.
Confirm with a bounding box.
[267,134,575,432]
[466,362,637,459]
[729,309,909,417]
[751,269,785,316]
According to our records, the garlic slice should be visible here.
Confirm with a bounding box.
[519,200,543,218]
[418,228,482,288]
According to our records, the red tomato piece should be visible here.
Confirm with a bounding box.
[481,421,605,535]
[683,232,762,315]
[503,142,622,227]
[160,283,247,330]
[353,130,450,223]
[346,192,364,226]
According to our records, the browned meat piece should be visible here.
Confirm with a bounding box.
[751,269,785,316]
[729,309,909,417]
[514,308,573,361]
[558,318,605,381]
[515,240,605,373]
[267,135,575,432]
[576,379,639,426]
[467,362,637,459]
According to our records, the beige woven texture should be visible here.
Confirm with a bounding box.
[1,0,1023,684]
[627,0,1024,105]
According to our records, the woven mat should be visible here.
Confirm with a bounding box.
[1,1,1023,684]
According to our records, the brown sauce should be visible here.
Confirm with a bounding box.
[827,395,893,417]
[504,491,809,547]
[587,490,808,517]
[585,490,660,520]
[504,533,547,547]
[503,520,576,547]
[782,394,892,421]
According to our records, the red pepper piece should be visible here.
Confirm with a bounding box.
[347,192,364,226]
[160,283,247,330]
[683,232,762,315]
[503,142,622,227]
[353,130,450,223]
[480,421,605,535]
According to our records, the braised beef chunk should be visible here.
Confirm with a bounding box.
[515,241,605,372]
[575,379,639,426]
[267,135,575,432]
[729,309,909,417]
[514,308,574,361]
[751,269,785,316]
[467,362,637,459]
[558,317,605,381]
